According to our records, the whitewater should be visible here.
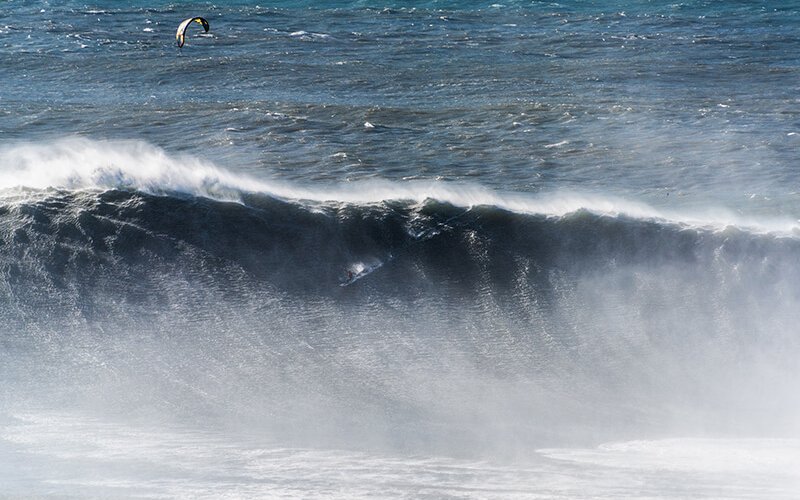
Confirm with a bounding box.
[2,1,800,498]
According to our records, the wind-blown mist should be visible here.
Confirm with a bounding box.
[2,140,799,468]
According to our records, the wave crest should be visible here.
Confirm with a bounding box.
[1,137,798,235]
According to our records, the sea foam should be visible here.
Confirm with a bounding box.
[1,137,798,236]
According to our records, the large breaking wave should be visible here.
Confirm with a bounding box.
[1,138,799,457]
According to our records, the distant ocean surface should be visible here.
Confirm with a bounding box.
[2,1,800,498]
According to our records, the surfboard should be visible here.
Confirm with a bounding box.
[340,261,384,287]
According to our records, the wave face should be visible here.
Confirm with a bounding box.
[2,145,799,461]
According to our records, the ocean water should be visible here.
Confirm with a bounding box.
[2,1,800,497]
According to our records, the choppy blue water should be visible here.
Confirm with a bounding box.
[6,1,800,210]
[2,1,800,498]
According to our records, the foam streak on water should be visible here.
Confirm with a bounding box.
[2,412,798,499]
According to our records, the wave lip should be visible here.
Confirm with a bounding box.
[1,137,799,236]
[0,137,251,203]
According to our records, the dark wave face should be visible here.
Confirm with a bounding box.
[2,185,799,458]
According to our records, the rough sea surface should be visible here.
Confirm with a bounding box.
[2,1,800,497]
